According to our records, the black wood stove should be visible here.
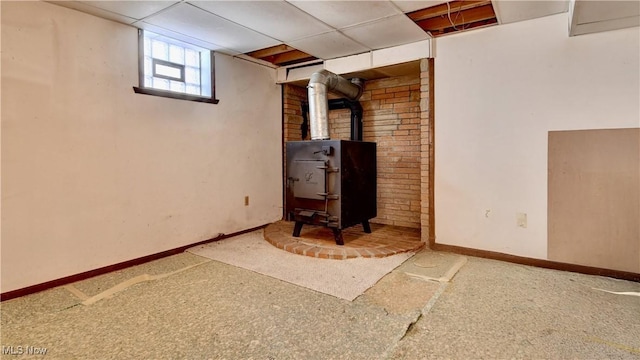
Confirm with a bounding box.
[286,140,376,245]
[285,70,376,245]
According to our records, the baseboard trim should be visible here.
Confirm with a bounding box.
[431,242,640,282]
[1,224,267,302]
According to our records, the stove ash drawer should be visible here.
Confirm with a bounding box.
[291,160,327,200]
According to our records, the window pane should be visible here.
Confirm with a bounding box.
[170,80,186,93]
[144,57,152,77]
[144,37,151,57]
[185,49,199,67]
[144,76,153,87]
[155,63,182,80]
[169,45,184,65]
[186,84,200,96]
[199,51,211,98]
[185,67,200,85]
[151,40,168,61]
[153,78,170,90]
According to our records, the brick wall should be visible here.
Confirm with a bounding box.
[282,72,423,229]
[360,75,422,228]
[283,84,307,142]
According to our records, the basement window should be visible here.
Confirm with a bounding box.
[133,30,219,104]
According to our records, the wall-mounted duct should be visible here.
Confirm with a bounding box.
[307,70,363,140]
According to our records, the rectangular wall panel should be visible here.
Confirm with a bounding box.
[548,128,640,272]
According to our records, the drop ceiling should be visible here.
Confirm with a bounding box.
[570,0,640,36]
[49,0,639,69]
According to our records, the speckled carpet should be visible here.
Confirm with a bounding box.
[187,229,415,300]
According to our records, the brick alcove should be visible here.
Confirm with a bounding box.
[282,58,434,245]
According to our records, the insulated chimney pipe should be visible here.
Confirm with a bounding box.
[307,70,363,140]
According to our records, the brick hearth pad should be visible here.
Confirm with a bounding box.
[264,220,424,259]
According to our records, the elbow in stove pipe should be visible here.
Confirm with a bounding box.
[307,70,363,140]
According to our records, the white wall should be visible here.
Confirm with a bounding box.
[1,1,283,293]
[434,13,639,259]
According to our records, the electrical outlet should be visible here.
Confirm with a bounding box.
[244,196,249,206]
[517,213,527,228]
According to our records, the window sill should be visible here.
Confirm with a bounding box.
[133,87,219,104]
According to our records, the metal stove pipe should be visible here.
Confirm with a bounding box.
[307,70,363,140]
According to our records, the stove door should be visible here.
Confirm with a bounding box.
[292,160,326,200]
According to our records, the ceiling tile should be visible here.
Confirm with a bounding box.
[494,0,569,25]
[48,1,138,24]
[77,1,179,20]
[136,22,234,53]
[141,3,281,54]
[574,0,639,24]
[189,1,332,42]
[341,14,429,50]
[287,31,370,60]
[392,0,449,13]
[288,0,402,28]
[570,1,640,36]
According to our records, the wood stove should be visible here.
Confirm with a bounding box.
[286,140,376,245]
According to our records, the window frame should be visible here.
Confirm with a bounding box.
[132,29,219,104]
[152,58,185,82]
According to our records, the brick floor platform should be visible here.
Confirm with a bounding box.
[264,220,424,259]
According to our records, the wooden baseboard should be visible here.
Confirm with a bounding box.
[5,227,636,302]
[0,224,267,302]
[431,242,640,282]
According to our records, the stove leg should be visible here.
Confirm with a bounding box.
[362,220,372,233]
[292,221,303,237]
[332,228,344,246]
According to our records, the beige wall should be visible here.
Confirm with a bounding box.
[1,1,283,293]
[433,12,639,265]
